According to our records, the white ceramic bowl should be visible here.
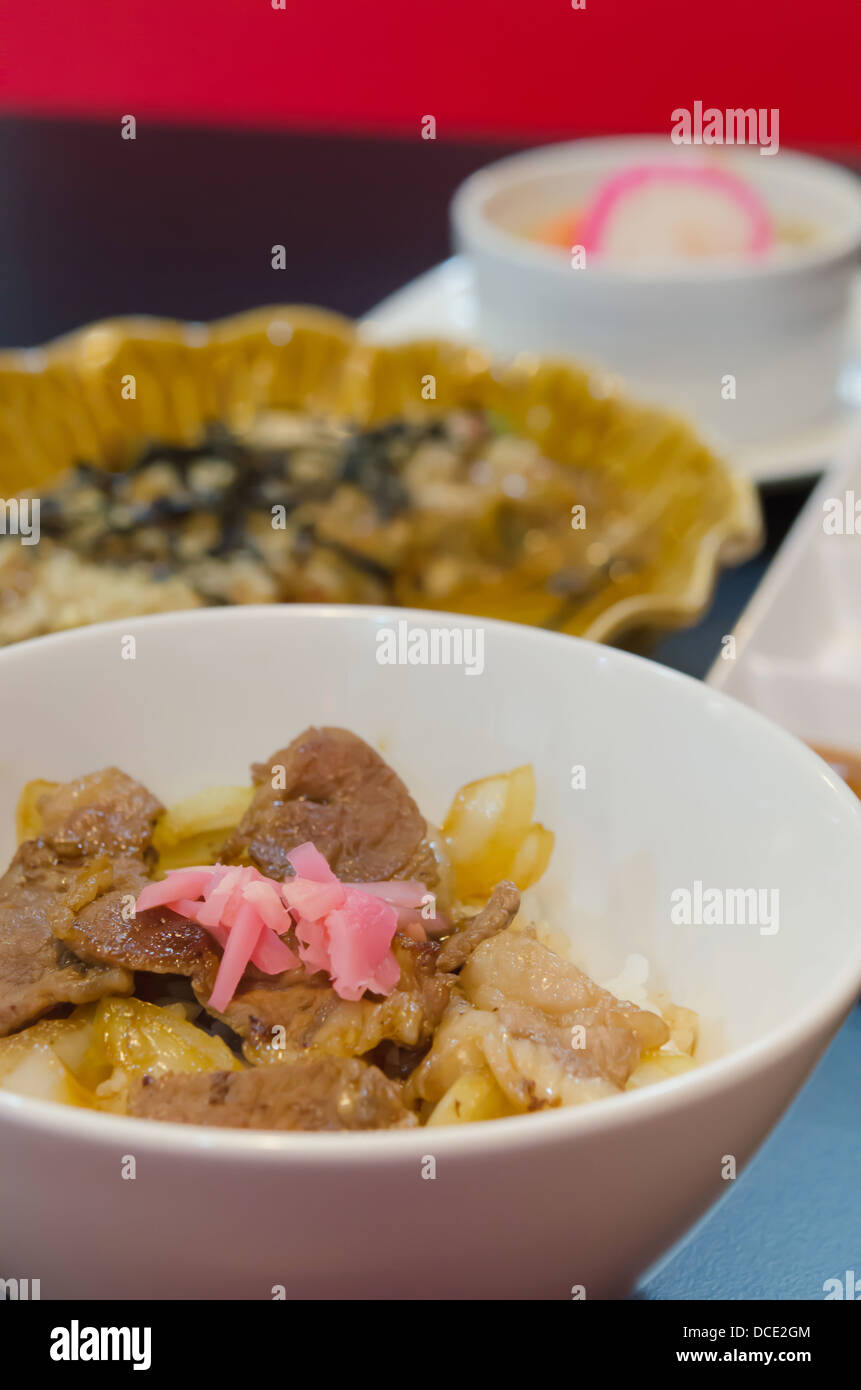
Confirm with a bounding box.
[452,136,861,447]
[1,605,860,1300]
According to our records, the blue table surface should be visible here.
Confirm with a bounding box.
[638,1004,861,1300]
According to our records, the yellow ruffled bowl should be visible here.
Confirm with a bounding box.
[0,305,761,644]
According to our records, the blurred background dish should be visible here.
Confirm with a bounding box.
[0,308,759,648]
[449,139,861,455]
[364,257,861,486]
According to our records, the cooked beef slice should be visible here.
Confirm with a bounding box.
[28,771,218,979]
[409,930,670,1111]
[407,995,626,1112]
[193,930,451,1065]
[491,1002,641,1092]
[436,881,520,971]
[36,770,162,860]
[459,930,669,1053]
[0,844,132,1035]
[0,768,163,1036]
[222,726,436,884]
[57,896,217,976]
[128,1056,417,1130]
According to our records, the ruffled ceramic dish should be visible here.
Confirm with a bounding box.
[0,305,760,645]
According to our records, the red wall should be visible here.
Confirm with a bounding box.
[1,0,859,146]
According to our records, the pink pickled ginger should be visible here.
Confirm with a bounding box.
[134,842,414,1012]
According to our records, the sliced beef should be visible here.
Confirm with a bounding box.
[27,771,218,980]
[36,770,162,861]
[56,897,217,977]
[222,726,436,884]
[0,768,163,1036]
[459,929,669,1052]
[0,842,132,1035]
[409,930,671,1112]
[406,996,628,1112]
[192,930,451,1065]
[491,1002,641,1092]
[128,1056,417,1130]
[436,881,520,971]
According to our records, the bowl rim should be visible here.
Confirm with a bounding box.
[1,602,860,1162]
[451,136,861,288]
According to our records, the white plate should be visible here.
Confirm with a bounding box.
[707,423,861,750]
[362,257,861,486]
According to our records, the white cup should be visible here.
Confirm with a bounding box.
[452,137,861,446]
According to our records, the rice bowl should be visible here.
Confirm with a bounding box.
[0,605,859,1299]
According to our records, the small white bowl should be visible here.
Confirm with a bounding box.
[452,136,861,446]
[1,605,860,1299]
